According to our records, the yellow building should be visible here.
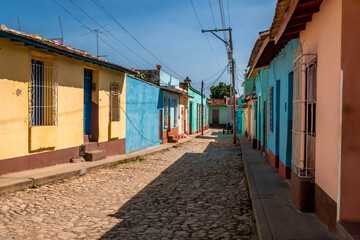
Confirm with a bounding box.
[0,25,136,175]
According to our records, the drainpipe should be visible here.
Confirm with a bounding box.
[337,69,343,221]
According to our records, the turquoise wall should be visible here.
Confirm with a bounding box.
[126,75,161,153]
[243,77,255,95]
[267,39,299,167]
[255,68,269,150]
[188,86,208,133]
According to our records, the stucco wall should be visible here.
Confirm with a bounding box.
[300,0,341,201]
[255,68,269,149]
[159,70,179,87]
[126,75,161,153]
[268,39,299,167]
[209,106,227,124]
[0,39,83,160]
[188,86,207,133]
[97,68,126,142]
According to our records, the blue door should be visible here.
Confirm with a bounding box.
[84,69,92,135]
[275,81,280,155]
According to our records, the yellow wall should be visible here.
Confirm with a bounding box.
[0,38,126,161]
[97,69,126,142]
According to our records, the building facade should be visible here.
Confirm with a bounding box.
[0,25,135,174]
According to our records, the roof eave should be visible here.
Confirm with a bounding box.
[0,31,137,75]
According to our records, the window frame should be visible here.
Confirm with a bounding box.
[110,82,121,122]
[30,59,58,127]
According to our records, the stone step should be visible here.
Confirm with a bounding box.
[84,142,99,152]
[70,157,85,163]
[85,150,106,162]
[168,135,178,143]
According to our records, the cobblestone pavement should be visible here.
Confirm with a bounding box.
[0,130,257,240]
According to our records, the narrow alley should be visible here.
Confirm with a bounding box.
[0,130,257,240]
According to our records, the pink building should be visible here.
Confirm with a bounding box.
[271,0,360,237]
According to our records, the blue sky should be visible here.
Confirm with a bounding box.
[0,0,276,96]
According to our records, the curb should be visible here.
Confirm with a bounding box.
[240,137,273,240]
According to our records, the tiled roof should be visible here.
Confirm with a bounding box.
[0,25,137,75]
[247,30,270,68]
[209,98,226,106]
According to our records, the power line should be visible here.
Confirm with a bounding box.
[192,63,229,86]
[227,0,231,27]
[52,0,141,68]
[91,0,184,79]
[208,0,217,28]
[69,0,154,68]
[218,0,227,42]
[190,0,222,68]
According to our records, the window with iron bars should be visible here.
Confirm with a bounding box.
[110,83,120,121]
[268,87,274,132]
[30,59,58,127]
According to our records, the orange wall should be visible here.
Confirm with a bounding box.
[299,0,342,202]
[339,0,360,222]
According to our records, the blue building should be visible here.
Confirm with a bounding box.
[267,39,299,178]
[139,68,189,143]
[125,75,162,153]
[254,68,269,153]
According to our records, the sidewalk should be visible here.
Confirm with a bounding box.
[0,131,209,194]
[240,137,337,240]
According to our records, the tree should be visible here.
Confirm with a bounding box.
[210,82,236,99]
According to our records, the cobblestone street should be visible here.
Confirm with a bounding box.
[0,130,257,240]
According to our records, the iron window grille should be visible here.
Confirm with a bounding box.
[30,59,58,127]
[110,83,120,122]
[291,43,317,179]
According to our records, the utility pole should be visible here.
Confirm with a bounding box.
[201,80,204,135]
[202,27,237,144]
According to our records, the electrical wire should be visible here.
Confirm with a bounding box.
[218,0,227,42]
[69,0,153,69]
[227,0,231,27]
[91,0,184,79]
[190,0,222,68]
[52,0,141,68]
[208,0,217,28]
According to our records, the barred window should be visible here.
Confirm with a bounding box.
[110,83,120,121]
[268,87,274,132]
[30,59,58,126]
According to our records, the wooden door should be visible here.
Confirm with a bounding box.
[305,60,317,175]
[212,109,220,124]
